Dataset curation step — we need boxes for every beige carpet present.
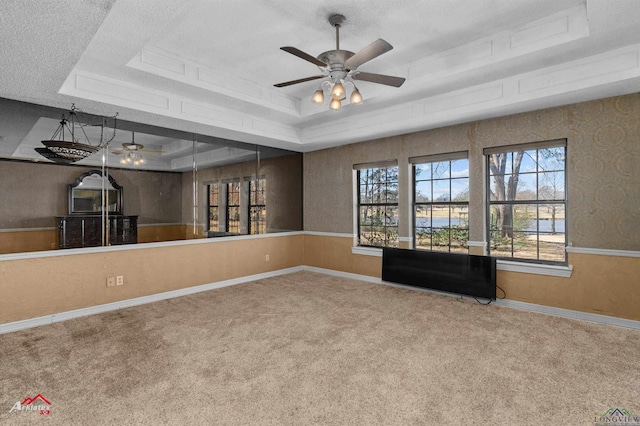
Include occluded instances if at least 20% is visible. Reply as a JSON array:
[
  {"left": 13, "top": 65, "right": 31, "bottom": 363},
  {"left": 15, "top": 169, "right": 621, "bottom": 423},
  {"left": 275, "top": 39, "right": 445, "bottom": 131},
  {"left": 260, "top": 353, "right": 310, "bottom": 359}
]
[{"left": 1, "top": 271, "right": 639, "bottom": 425}]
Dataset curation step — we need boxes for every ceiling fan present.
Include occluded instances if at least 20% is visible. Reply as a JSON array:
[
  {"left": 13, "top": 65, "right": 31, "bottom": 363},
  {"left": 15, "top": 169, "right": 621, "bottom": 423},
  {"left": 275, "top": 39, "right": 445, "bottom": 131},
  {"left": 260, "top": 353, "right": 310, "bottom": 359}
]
[
  {"left": 112, "top": 132, "right": 162, "bottom": 165},
  {"left": 274, "top": 14, "right": 405, "bottom": 110}
]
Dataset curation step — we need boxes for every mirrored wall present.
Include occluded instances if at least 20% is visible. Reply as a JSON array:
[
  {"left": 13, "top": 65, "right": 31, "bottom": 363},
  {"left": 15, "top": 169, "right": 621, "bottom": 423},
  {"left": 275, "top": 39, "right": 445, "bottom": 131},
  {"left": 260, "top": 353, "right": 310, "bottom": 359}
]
[{"left": 0, "top": 97, "right": 302, "bottom": 255}]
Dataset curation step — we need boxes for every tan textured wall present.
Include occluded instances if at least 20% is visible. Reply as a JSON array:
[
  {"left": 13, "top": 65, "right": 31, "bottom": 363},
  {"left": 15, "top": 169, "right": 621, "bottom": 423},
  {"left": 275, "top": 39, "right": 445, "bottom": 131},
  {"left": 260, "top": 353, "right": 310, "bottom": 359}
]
[
  {"left": 2, "top": 94, "right": 638, "bottom": 326},
  {"left": 116, "top": 168, "right": 183, "bottom": 224},
  {"left": 185, "top": 153, "right": 302, "bottom": 234},
  {"left": 304, "top": 234, "right": 382, "bottom": 278},
  {"left": 1, "top": 233, "right": 638, "bottom": 324},
  {"left": 0, "top": 234, "right": 304, "bottom": 324},
  {"left": 136, "top": 224, "right": 189, "bottom": 244},
  {"left": 302, "top": 235, "right": 640, "bottom": 321},
  {"left": 1, "top": 161, "right": 80, "bottom": 229},
  {"left": 498, "top": 252, "right": 640, "bottom": 320},
  {"left": 469, "top": 95, "right": 640, "bottom": 248},
  {"left": 0, "top": 159, "right": 186, "bottom": 252},
  {"left": 0, "top": 161, "right": 183, "bottom": 229},
  {"left": 1, "top": 225, "right": 193, "bottom": 254},
  {"left": 0, "top": 230, "right": 57, "bottom": 254},
  {"left": 567, "top": 97, "right": 640, "bottom": 249},
  {"left": 302, "top": 93, "right": 640, "bottom": 321},
  {"left": 304, "top": 94, "right": 640, "bottom": 250}
]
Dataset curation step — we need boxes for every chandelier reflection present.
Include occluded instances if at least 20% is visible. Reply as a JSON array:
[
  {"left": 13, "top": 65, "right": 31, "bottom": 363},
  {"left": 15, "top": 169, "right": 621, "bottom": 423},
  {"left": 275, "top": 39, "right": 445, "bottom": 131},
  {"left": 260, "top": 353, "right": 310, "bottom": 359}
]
[
  {"left": 36, "top": 104, "right": 115, "bottom": 164},
  {"left": 120, "top": 150, "right": 145, "bottom": 166},
  {"left": 113, "top": 132, "right": 151, "bottom": 167}
]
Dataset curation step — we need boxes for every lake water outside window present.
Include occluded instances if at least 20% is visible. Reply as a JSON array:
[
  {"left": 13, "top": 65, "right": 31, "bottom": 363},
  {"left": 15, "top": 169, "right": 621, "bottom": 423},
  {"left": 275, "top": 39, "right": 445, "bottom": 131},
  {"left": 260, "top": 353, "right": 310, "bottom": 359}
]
[
  {"left": 356, "top": 162, "right": 399, "bottom": 248},
  {"left": 485, "top": 140, "right": 567, "bottom": 263},
  {"left": 412, "top": 153, "right": 469, "bottom": 253}
]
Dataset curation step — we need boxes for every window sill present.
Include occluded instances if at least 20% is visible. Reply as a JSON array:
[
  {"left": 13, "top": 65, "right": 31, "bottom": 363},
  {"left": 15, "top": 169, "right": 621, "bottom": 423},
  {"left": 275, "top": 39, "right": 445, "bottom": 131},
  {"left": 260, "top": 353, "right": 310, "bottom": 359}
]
[
  {"left": 350, "top": 246, "right": 573, "bottom": 277},
  {"left": 351, "top": 246, "right": 383, "bottom": 257},
  {"left": 497, "top": 260, "right": 573, "bottom": 277}
]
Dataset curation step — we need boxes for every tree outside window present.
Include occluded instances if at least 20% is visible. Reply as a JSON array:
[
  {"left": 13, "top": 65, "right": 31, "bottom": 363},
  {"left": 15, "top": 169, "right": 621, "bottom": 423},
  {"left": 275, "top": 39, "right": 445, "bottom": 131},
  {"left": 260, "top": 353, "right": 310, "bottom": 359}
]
[
  {"left": 207, "top": 183, "right": 219, "bottom": 232},
  {"left": 413, "top": 156, "right": 469, "bottom": 253},
  {"left": 226, "top": 181, "right": 240, "bottom": 234},
  {"left": 249, "top": 177, "right": 266, "bottom": 234},
  {"left": 486, "top": 141, "right": 567, "bottom": 263},
  {"left": 357, "top": 165, "right": 399, "bottom": 248}
]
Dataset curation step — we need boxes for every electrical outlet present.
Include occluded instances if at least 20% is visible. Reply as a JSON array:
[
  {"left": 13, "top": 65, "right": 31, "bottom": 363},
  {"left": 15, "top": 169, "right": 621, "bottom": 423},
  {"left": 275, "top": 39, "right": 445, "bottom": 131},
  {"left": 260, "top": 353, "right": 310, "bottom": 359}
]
[
  {"left": 265, "top": 254, "right": 270, "bottom": 262},
  {"left": 116, "top": 276, "right": 124, "bottom": 286},
  {"left": 106, "top": 277, "right": 116, "bottom": 287}
]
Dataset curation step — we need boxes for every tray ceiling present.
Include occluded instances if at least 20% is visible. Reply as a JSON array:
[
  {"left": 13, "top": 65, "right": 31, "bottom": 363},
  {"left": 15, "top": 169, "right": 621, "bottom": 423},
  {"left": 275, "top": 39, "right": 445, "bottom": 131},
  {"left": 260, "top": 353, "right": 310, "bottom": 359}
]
[{"left": 1, "top": 0, "right": 640, "bottom": 167}]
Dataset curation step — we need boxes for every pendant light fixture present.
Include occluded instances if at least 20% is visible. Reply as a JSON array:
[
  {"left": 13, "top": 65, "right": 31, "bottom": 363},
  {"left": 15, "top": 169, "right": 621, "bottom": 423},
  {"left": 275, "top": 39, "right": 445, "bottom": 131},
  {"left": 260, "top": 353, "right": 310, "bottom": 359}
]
[{"left": 36, "top": 104, "right": 115, "bottom": 164}]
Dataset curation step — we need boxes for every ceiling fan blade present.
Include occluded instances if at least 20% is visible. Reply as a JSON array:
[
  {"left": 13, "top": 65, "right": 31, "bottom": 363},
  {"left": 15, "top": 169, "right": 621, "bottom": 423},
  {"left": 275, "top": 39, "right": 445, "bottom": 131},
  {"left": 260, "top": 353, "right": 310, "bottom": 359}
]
[
  {"left": 352, "top": 71, "right": 406, "bottom": 87},
  {"left": 280, "top": 47, "right": 327, "bottom": 67},
  {"left": 345, "top": 39, "right": 393, "bottom": 69},
  {"left": 274, "top": 75, "right": 325, "bottom": 88},
  {"left": 112, "top": 148, "right": 125, "bottom": 155}
]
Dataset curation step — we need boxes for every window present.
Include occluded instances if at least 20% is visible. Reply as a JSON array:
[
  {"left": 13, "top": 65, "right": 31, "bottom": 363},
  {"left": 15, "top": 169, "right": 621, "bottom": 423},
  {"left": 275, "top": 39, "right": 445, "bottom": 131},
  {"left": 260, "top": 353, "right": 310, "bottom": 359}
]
[
  {"left": 206, "top": 183, "right": 219, "bottom": 232},
  {"left": 248, "top": 177, "right": 266, "bottom": 234},
  {"left": 485, "top": 140, "right": 567, "bottom": 263},
  {"left": 226, "top": 181, "right": 240, "bottom": 233},
  {"left": 356, "top": 162, "right": 399, "bottom": 248},
  {"left": 412, "top": 153, "right": 469, "bottom": 253}
]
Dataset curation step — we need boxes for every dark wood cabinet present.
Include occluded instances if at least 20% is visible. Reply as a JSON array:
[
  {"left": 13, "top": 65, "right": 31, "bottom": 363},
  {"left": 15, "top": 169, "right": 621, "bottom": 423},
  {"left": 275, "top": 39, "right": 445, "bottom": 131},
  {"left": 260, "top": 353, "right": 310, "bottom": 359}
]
[
  {"left": 58, "top": 170, "right": 137, "bottom": 249},
  {"left": 57, "top": 215, "right": 138, "bottom": 249}
]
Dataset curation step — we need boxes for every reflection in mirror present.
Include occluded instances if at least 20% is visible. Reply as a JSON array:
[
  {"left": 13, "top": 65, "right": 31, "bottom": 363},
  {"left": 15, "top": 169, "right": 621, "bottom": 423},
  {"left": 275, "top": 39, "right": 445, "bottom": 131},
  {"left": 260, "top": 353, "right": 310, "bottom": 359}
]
[
  {"left": 69, "top": 170, "right": 122, "bottom": 214},
  {"left": 0, "top": 97, "right": 303, "bottom": 255}
]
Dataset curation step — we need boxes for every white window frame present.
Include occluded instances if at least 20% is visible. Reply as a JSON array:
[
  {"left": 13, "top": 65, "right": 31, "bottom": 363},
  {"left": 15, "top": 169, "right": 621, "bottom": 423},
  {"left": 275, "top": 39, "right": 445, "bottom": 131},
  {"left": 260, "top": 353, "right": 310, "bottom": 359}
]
[
  {"left": 352, "top": 160, "right": 399, "bottom": 250},
  {"left": 484, "top": 139, "right": 568, "bottom": 265},
  {"left": 410, "top": 152, "right": 469, "bottom": 253}
]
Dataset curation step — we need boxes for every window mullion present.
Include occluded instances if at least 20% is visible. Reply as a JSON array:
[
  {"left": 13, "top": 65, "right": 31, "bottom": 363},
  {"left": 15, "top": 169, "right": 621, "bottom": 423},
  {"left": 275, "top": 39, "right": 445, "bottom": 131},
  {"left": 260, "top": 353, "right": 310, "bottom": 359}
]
[{"left": 486, "top": 142, "right": 567, "bottom": 264}]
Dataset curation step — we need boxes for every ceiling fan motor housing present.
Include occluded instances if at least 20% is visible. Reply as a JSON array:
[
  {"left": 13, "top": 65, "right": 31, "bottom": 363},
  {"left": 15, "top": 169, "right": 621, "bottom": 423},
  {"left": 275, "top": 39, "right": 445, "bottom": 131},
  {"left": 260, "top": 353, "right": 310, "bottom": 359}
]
[
  {"left": 317, "top": 50, "right": 355, "bottom": 68},
  {"left": 123, "top": 142, "right": 142, "bottom": 151},
  {"left": 318, "top": 50, "right": 355, "bottom": 83}
]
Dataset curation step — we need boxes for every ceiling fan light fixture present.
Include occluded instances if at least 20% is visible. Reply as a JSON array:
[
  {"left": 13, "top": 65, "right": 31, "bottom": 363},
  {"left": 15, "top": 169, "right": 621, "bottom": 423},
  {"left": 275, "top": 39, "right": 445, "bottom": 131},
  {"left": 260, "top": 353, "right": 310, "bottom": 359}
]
[
  {"left": 331, "top": 82, "right": 345, "bottom": 99},
  {"left": 121, "top": 151, "right": 145, "bottom": 165},
  {"left": 350, "top": 87, "right": 363, "bottom": 105},
  {"left": 275, "top": 13, "right": 405, "bottom": 112},
  {"left": 115, "top": 131, "right": 150, "bottom": 166},
  {"left": 312, "top": 89, "right": 325, "bottom": 104}
]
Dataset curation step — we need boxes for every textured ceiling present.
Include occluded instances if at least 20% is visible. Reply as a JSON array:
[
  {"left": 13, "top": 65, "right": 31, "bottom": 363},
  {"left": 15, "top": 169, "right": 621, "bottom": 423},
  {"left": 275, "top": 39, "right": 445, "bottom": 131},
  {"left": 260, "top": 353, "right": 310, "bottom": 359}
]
[{"left": 1, "top": 0, "right": 640, "bottom": 170}]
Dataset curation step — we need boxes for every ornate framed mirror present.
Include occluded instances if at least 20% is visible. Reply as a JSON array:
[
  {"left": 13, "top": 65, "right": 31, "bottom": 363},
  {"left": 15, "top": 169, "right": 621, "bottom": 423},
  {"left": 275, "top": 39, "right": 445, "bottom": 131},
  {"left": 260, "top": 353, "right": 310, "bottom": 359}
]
[{"left": 68, "top": 170, "right": 122, "bottom": 215}]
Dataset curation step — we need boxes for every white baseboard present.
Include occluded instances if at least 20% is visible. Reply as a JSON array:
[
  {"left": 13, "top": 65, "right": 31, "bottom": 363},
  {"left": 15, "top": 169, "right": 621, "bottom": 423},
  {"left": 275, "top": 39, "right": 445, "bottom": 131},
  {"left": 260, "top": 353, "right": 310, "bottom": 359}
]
[
  {"left": 2, "top": 265, "right": 638, "bottom": 334},
  {"left": 302, "top": 266, "right": 640, "bottom": 331},
  {"left": 0, "top": 266, "right": 304, "bottom": 335},
  {"left": 493, "top": 299, "right": 640, "bottom": 330}
]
